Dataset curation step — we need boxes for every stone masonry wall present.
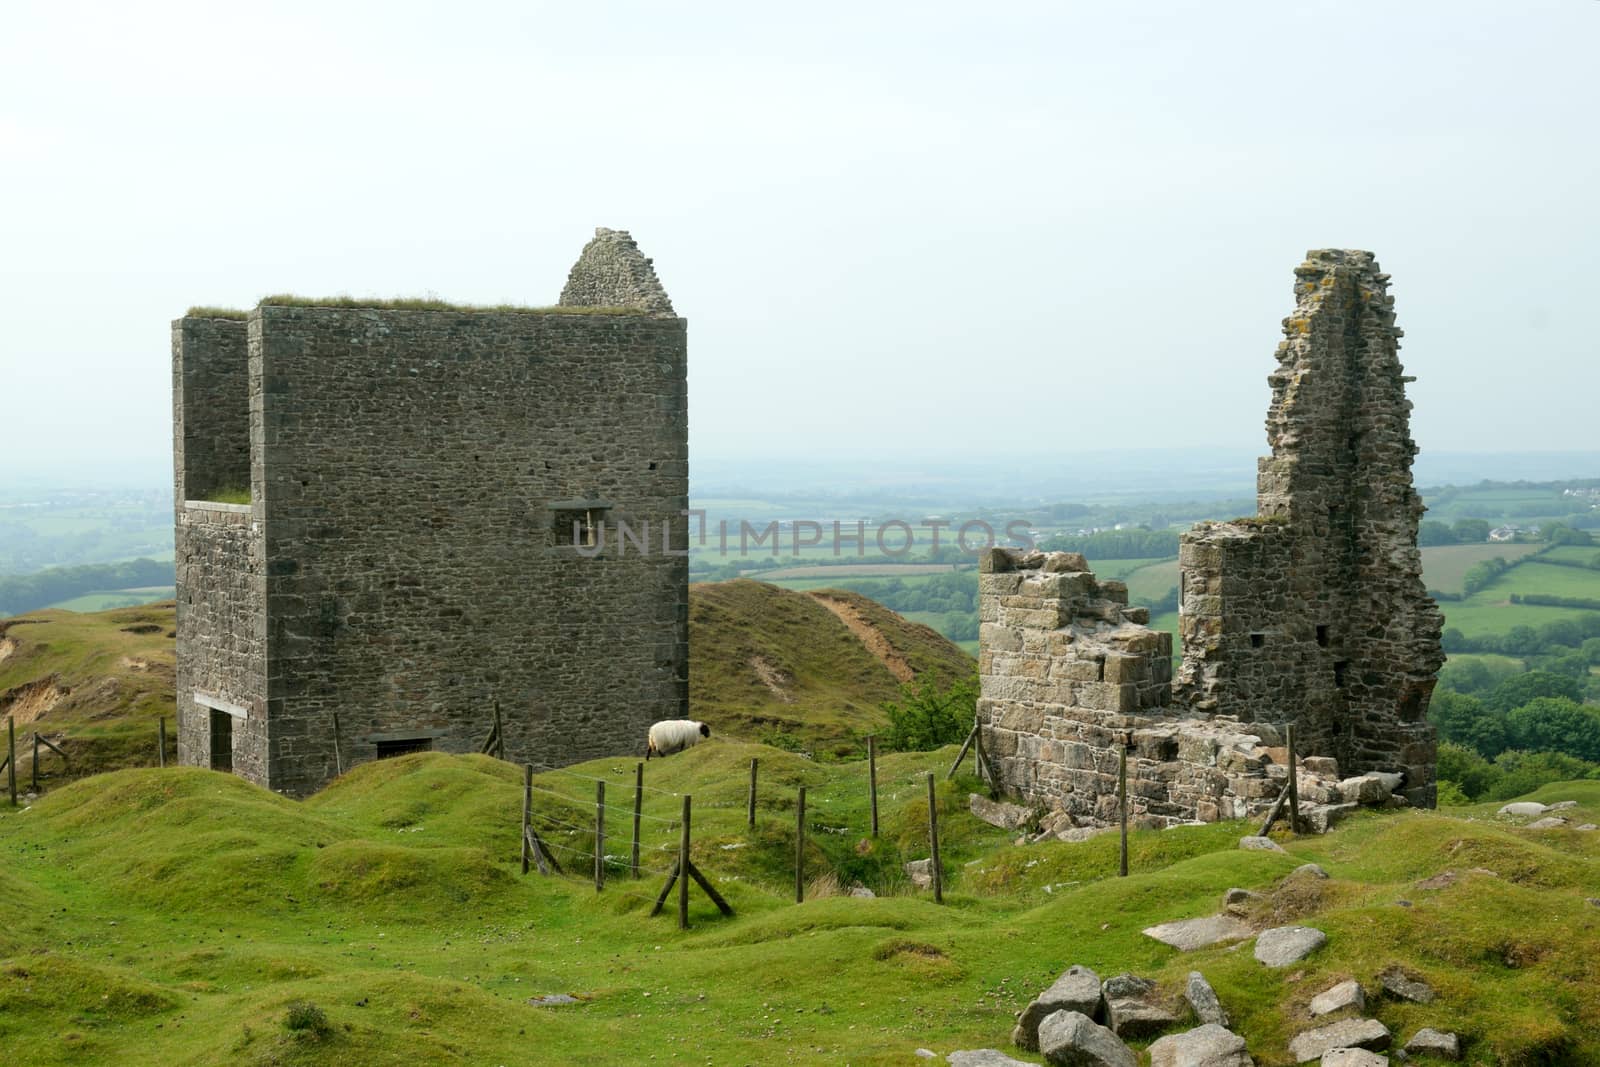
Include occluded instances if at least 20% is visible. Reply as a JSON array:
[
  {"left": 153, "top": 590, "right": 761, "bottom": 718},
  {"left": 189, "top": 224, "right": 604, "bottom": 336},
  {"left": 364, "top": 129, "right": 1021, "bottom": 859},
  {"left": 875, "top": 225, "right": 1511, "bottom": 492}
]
[
  {"left": 981, "top": 548, "right": 1303, "bottom": 827},
  {"left": 171, "top": 317, "right": 250, "bottom": 502},
  {"left": 559, "top": 228, "right": 676, "bottom": 316},
  {"left": 979, "top": 250, "right": 1444, "bottom": 823},
  {"left": 174, "top": 502, "right": 267, "bottom": 779},
  {"left": 1176, "top": 250, "right": 1443, "bottom": 804},
  {"left": 251, "top": 304, "right": 688, "bottom": 795},
  {"left": 176, "top": 230, "right": 689, "bottom": 796}
]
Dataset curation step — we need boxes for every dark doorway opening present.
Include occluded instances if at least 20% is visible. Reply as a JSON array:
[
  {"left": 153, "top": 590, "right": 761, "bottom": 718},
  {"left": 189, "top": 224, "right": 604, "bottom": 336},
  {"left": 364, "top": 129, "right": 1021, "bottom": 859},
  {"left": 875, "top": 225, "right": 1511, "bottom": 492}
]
[
  {"left": 209, "top": 710, "right": 234, "bottom": 772},
  {"left": 375, "top": 737, "right": 434, "bottom": 759}
]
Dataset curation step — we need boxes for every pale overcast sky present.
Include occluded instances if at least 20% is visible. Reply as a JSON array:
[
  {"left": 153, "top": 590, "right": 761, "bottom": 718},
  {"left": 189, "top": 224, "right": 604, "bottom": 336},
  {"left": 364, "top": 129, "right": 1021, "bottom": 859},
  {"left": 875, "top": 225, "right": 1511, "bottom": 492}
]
[{"left": 1, "top": 1, "right": 1595, "bottom": 485}]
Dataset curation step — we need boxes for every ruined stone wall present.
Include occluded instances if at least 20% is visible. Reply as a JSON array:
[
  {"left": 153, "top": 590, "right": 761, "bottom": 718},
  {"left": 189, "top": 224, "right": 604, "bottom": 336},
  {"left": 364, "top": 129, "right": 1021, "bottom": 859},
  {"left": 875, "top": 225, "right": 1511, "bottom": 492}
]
[
  {"left": 173, "top": 502, "right": 267, "bottom": 779},
  {"left": 250, "top": 304, "right": 688, "bottom": 796},
  {"left": 980, "top": 548, "right": 1305, "bottom": 827},
  {"left": 979, "top": 250, "right": 1444, "bottom": 823},
  {"left": 171, "top": 317, "right": 250, "bottom": 502},
  {"left": 1176, "top": 250, "right": 1443, "bottom": 804}
]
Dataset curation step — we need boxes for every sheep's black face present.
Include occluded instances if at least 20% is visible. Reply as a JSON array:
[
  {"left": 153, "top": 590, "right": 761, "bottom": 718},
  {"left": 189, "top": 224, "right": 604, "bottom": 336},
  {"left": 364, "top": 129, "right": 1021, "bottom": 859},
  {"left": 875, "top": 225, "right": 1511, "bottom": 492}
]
[{"left": 699, "top": 723, "right": 711, "bottom": 738}]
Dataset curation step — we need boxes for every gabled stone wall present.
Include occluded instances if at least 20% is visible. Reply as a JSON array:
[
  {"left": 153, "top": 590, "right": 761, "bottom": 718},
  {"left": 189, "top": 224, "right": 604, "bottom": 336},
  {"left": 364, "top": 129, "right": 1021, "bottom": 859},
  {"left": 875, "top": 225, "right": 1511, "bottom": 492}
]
[{"left": 175, "top": 228, "right": 688, "bottom": 796}]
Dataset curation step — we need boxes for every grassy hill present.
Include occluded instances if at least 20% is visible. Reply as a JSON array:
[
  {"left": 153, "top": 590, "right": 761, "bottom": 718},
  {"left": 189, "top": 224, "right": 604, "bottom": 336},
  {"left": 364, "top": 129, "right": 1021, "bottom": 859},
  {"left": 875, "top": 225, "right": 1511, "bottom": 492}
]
[
  {"left": 0, "top": 603, "right": 176, "bottom": 784},
  {"left": 0, "top": 749, "right": 1596, "bottom": 1065},
  {"left": 0, "top": 581, "right": 973, "bottom": 783},
  {"left": 687, "top": 580, "right": 975, "bottom": 757}
]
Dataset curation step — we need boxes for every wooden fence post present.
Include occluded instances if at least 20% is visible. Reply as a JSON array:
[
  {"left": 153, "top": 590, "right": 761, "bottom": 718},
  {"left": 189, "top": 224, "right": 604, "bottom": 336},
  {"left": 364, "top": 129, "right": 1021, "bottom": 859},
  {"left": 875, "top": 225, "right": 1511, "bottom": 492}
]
[
  {"left": 868, "top": 735, "right": 879, "bottom": 838},
  {"left": 795, "top": 785, "right": 806, "bottom": 904},
  {"left": 974, "top": 719, "right": 992, "bottom": 797},
  {"left": 32, "top": 731, "right": 40, "bottom": 793},
  {"left": 332, "top": 712, "right": 343, "bottom": 776},
  {"left": 1118, "top": 745, "right": 1129, "bottom": 878},
  {"left": 520, "top": 764, "right": 532, "bottom": 875},
  {"left": 747, "top": 757, "right": 758, "bottom": 829},
  {"left": 8, "top": 716, "right": 15, "bottom": 807},
  {"left": 632, "top": 762, "right": 644, "bottom": 878},
  {"left": 158, "top": 717, "right": 167, "bottom": 769},
  {"left": 926, "top": 773, "right": 943, "bottom": 905},
  {"left": 594, "top": 779, "right": 606, "bottom": 892},
  {"left": 1286, "top": 723, "right": 1300, "bottom": 835},
  {"left": 678, "top": 794, "right": 691, "bottom": 930}
]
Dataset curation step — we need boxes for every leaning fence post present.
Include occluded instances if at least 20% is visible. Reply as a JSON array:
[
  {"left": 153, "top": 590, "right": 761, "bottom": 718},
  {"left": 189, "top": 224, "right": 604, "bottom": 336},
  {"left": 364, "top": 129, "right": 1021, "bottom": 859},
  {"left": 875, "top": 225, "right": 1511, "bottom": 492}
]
[
  {"left": 747, "top": 757, "right": 758, "bottom": 829},
  {"left": 926, "top": 773, "right": 943, "bottom": 905},
  {"left": 678, "top": 793, "right": 692, "bottom": 930},
  {"left": 1286, "top": 723, "right": 1300, "bottom": 835},
  {"left": 632, "top": 762, "right": 644, "bottom": 878},
  {"left": 520, "top": 764, "right": 532, "bottom": 875},
  {"left": 8, "top": 716, "right": 15, "bottom": 806},
  {"left": 332, "top": 712, "right": 343, "bottom": 776},
  {"left": 1118, "top": 744, "right": 1129, "bottom": 878},
  {"left": 594, "top": 779, "right": 606, "bottom": 892},
  {"left": 158, "top": 717, "right": 167, "bottom": 769},
  {"left": 795, "top": 785, "right": 807, "bottom": 904},
  {"left": 868, "top": 735, "right": 879, "bottom": 837}
]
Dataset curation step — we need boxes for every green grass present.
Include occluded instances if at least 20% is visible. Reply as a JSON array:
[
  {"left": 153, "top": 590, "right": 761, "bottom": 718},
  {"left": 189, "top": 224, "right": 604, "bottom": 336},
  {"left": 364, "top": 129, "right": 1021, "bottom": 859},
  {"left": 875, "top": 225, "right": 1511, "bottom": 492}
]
[
  {"left": 197, "top": 486, "right": 251, "bottom": 506},
  {"left": 1122, "top": 559, "right": 1180, "bottom": 605},
  {"left": 257, "top": 295, "right": 648, "bottom": 315},
  {"left": 1498, "top": 561, "right": 1600, "bottom": 600},
  {"left": 1441, "top": 599, "right": 1597, "bottom": 639},
  {"left": 690, "top": 581, "right": 975, "bottom": 757},
  {"left": 2, "top": 754, "right": 1598, "bottom": 1065},
  {"left": 1082, "top": 557, "right": 1172, "bottom": 581},
  {"left": 1422, "top": 543, "right": 1545, "bottom": 595},
  {"left": 184, "top": 306, "right": 248, "bottom": 319},
  {"left": 1543, "top": 546, "right": 1600, "bottom": 565}
]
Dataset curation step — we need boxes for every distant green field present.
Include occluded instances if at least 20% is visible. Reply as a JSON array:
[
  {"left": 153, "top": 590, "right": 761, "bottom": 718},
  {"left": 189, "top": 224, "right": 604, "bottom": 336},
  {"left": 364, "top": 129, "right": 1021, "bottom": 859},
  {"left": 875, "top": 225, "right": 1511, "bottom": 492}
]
[
  {"left": 1150, "top": 610, "right": 1182, "bottom": 659},
  {"left": 1441, "top": 599, "right": 1596, "bottom": 639},
  {"left": 47, "top": 586, "right": 175, "bottom": 612},
  {"left": 1421, "top": 542, "right": 1544, "bottom": 594},
  {"left": 1442, "top": 652, "right": 1525, "bottom": 673},
  {"left": 1085, "top": 556, "right": 1171, "bottom": 580},
  {"left": 1542, "top": 545, "right": 1600, "bottom": 565},
  {"left": 1123, "top": 559, "right": 1180, "bottom": 604},
  {"left": 1499, "top": 561, "right": 1600, "bottom": 599}
]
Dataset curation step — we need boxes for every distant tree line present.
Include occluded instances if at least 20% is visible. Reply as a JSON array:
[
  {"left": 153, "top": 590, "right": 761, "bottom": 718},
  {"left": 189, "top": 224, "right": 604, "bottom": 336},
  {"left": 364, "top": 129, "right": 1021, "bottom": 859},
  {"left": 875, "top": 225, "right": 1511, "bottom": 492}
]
[
  {"left": 0, "top": 558, "right": 174, "bottom": 616},
  {"left": 1041, "top": 529, "right": 1180, "bottom": 560},
  {"left": 1418, "top": 518, "right": 1491, "bottom": 546}
]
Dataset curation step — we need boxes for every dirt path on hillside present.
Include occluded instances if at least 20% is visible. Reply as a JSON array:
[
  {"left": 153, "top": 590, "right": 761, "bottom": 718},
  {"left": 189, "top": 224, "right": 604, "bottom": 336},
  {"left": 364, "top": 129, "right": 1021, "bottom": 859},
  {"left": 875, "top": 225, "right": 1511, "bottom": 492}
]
[{"left": 808, "top": 592, "right": 915, "bottom": 683}]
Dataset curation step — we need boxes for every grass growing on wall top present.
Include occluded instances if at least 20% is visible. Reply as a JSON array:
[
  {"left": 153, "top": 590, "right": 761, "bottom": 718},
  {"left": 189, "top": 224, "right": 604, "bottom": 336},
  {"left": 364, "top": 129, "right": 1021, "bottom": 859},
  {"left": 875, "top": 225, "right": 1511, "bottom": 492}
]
[
  {"left": 256, "top": 294, "right": 649, "bottom": 315},
  {"left": 200, "top": 486, "right": 251, "bottom": 506},
  {"left": 184, "top": 306, "right": 249, "bottom": 319}
]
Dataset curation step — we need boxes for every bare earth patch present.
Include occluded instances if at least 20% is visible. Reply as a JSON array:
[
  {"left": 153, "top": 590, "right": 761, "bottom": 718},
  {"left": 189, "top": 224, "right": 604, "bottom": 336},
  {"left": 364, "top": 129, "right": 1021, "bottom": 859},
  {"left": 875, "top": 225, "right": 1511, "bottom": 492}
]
[
  {"left": 0, "top": 637, "right": 14, "bottom": 665},
  {"left": 1, "top": 676, "right": 66, "bottom": 725},
  {"left": 809, "top": 592, "right": 915, "bottom": 683}
]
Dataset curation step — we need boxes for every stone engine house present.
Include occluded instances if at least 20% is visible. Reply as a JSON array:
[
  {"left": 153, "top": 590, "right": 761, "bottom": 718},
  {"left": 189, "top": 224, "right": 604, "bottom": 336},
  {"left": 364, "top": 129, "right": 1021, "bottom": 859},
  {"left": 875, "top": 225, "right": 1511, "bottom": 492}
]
[
  {"left": 980, "top": 250, "right": 1445, "bottom": 827},
  {"left": 173, "top": 228, "right": 688, "bottom": 796}
]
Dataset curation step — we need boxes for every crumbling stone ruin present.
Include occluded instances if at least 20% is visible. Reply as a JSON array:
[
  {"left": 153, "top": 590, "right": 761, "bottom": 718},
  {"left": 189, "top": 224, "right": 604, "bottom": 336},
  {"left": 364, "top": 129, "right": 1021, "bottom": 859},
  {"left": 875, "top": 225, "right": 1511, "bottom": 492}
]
[
  {"left": 980, "top": 250, "right": 1444, "bottom": 830},
  {"left": 173, "top": 228, "right": 688, "bottom": 796}
]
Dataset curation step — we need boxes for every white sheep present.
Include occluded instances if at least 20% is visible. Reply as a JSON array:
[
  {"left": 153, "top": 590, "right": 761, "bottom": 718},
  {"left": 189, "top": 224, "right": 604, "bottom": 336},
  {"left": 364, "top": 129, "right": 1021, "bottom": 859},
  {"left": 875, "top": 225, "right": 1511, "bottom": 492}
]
[{"left": 647, "top": 719, "right": 711, "bottom": 760}]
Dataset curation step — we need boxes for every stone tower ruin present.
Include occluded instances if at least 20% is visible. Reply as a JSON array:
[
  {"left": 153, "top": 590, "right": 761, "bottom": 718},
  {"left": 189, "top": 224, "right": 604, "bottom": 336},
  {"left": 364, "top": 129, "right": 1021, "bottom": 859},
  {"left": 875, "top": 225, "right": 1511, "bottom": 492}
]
[
  {"left": 979, "top": 250, "right": 1443, "bottom": 827},
  {"left": 173, "top": 228, "right": 688, "bottom": 796}
]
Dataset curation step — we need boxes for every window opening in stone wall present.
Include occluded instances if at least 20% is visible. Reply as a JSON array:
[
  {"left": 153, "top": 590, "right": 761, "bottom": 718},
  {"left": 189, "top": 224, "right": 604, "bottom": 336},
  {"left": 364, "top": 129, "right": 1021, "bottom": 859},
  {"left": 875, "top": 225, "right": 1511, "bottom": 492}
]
[
  {"left": 1250, "top": 632, "right": 1265, "bottom": 649},
  {"left": 1334, "top": 661, "right": 1349, "bottom": 688},
  {"left": 1316, "top": 624, "right": 1330, "bottom": 647},
  {"left": 554, "top": 508, "right": 608, "bottom": 547},
  {"left": 209, "top": 709, "right": 234, "bottom": 772},
  {"left": 375, "top": 737, "right": 434, "bottom": 759}
]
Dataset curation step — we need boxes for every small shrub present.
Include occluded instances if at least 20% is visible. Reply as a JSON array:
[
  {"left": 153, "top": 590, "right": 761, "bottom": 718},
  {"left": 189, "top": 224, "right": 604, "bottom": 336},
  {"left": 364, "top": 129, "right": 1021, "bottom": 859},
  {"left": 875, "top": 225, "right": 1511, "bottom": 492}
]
[{"left": 282, "top": 1001, "right": 332, "bottom": 1038}]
